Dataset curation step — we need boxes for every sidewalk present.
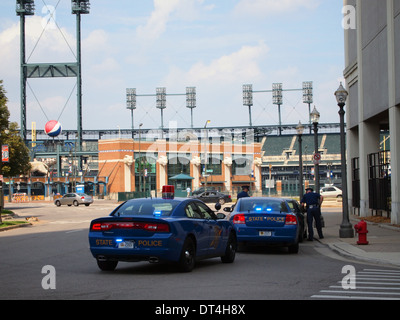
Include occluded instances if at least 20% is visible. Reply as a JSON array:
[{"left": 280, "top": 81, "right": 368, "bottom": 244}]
[{"left": 317, "top": 205, "right": 400, "bottom": 268}]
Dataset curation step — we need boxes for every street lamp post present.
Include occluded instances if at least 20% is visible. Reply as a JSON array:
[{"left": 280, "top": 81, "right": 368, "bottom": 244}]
[
  {"left": 335, "top": 83, "right": 354, "bottom": 238},
  {"left": 138, "top": 123, "right": 143, "bottom": 193},
  {"left": 310, "top": 106, "right": 320, "bottom": 192},
  {"left": 296, "top": 121, "right": 305, "bottom": 200},
  {"left": 203, "top": 120, "right": 210, "bottom": 190}
]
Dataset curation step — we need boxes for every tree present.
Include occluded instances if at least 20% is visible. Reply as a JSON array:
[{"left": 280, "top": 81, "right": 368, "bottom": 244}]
[
  {"left": 1, "top": 80, "right": 31, "bottom": 223},
  {"left": 0, "top": 80, "right": 31, "bottom": 177}
]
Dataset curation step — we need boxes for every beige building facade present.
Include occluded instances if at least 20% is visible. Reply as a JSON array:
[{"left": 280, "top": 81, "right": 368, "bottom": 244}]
[
  {"left": 343, "top": 0, "right": 400, "bottom": 223},
  {"left": 98, "top": 138, "right": 262, "bottom": 198}
]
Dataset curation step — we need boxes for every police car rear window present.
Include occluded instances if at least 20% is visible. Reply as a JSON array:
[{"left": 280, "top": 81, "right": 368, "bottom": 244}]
[
  {"left": 114, "top": 199, "right": 180, "bottom": 217},
  {"left": 239, "top": 199, "right": 289, "bottom": 213}
]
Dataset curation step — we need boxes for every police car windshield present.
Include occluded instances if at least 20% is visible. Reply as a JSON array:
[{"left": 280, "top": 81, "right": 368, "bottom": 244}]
[
  {"left": 238, "top": 199, "right": 289, "bottom": 213},
  {"left": 114, "top": 199, "right": 180, "bottom": 217}
]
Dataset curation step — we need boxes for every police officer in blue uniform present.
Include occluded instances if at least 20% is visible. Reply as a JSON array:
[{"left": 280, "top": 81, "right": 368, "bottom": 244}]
[
  {"left": 301, "top": 187, "right": 324, "bottom": 241},
  {"left": 237, "top": 185, "right": 250, "bottom": 199}
]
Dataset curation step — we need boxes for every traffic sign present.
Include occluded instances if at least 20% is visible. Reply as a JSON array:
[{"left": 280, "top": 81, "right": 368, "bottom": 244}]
[{"left": 313, "top": 153, "right": 321, "bottom": 164}]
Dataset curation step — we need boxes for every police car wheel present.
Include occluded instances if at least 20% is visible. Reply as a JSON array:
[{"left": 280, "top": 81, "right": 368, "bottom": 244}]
[
  {"left": 97, "top": 259, "right": 118, "bottom": 271},
  {"left": 221, "top": 233, "right": 236, "bottom": 263},
  {"left": 179, "top": 237, "right": 196, "bottom": 272}
]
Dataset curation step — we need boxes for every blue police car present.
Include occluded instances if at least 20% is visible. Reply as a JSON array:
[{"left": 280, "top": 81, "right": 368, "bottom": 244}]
[
  {"left": 226, "top": 197, "right": 300, "bottom": 253},
  {"left": 89, "top": 186, "right": 237, "bottom": 272}
]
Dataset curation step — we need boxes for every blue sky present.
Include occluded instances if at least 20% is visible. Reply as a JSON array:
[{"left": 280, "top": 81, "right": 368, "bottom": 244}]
[{"left": 0, "top": 0, "right": 345, "bottom": 132}]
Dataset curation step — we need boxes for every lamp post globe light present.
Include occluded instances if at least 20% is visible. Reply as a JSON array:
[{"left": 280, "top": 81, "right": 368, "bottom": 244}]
[
  {"left": 296, "top": 121, "right": 305, "bottom": 200},
  {"left": 310, "top": 106, "right": 320, "bottom": 192},
  {"left": 335, "top": 83, "right": 354, "bottom": 238}
]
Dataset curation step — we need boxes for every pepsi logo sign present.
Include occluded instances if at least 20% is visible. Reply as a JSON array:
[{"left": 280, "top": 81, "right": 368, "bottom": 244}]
[{"left": 44, "top": 120, "right": 62, "bottom": 137}]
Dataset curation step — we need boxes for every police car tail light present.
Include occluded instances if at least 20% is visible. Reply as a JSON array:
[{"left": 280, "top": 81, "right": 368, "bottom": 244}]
[
  {"left": 233, "top": 214, "right": 246, "bottom": 224},
  {"left": 143, "top": 223, "right": 169, "bottom": 232},
  {"left": 285, "top": 214, "right": 297, "bottom": 225},
  {"left": 91, "top": 222, "right": 133, "bottom": 231},
  {"left": 162, "top": 185, "right": 175, "bottom": 199},
  {"left": 91, "top": 221, "right": 169, "bottom": 232}
]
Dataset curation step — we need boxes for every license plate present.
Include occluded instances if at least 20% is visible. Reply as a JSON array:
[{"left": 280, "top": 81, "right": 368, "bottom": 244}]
[
  {"left": 118, "top": 241, "right": 135, "bottom": 249},
  {"left": 259, "top": 231, "right": 272, "bottom": 237}
]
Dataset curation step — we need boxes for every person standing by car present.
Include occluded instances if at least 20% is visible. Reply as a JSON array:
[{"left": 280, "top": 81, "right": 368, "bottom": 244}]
[
  {"left": 237, "top": 185, "right": 250, "bottom": 200},
  {"left": 300, "top": 187, "right": 324, "bottom": 241}
]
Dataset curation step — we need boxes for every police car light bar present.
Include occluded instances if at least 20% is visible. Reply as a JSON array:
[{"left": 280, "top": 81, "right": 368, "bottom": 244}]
[{"left": 162, "top": 185, "right": 174, "bottom": 199}]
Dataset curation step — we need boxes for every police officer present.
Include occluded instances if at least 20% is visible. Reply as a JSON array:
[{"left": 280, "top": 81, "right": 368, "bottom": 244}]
[
  {"left": 301, "top": 187, "right": 324, "bottom": 241},
  {"left": 237, "top": 185, "right": 250, "bottom": 199}
]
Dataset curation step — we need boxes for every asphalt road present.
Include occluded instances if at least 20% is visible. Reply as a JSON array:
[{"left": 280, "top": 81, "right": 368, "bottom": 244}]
[{"left": 0, "top": 200, "right": 396, "bottom": 302}]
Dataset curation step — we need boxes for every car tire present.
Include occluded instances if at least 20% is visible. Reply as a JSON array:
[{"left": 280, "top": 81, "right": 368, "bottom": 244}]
[
  {"left": 288, "top": 242, "right": 299, "bottom": 254},
  {"left": 55, "top": 200, "right": 61, "bottom": 207},
  {"left": 97, "top": 259, "right": 118, "bottom": 271},
  {"left": 178, "top": 237, "right": 196, "bottom": 272},
  {"left": 85, "top": 204, "right": 90, "bottom": 206},
  {"left": 221, "top": 232, "right": 236, "bottom": 263},
  {"left": 73, "top": 200, "right": 79, "bottom": 206}
]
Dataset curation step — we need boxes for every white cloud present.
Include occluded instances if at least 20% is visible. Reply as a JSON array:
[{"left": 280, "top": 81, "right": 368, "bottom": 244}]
[
  {"left": 165, "top": 41, "right": 269, "bottom": 87},
  {"left": 136, "top": 0, "right": 213, "bottom": 41},
  {"left": 156, "top": 41, "right": 270, "bottom": 127},
  {"left": 84, "top": 29, "right": 109, "bottom": 53},
  {"left": 136, "top": 0, "right": 181, "bottom": 40}
]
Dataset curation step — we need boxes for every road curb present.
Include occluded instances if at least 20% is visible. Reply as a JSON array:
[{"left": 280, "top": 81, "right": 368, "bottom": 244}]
[
  {"left": 325, "top": 241, "right": 400, "bottom": 268},
  {"left": 0, "top": 222, "right": 32, "bottom": 232}
]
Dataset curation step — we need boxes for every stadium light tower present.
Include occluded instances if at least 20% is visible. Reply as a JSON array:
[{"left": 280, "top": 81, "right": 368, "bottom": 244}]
[
  {"left": 186, "top": 87, "right": 196, "bottom": 128},
  {"left": 302, "top": 81, "right": 313, "bottom": 132},
  {"left": 126, "top": 88, "right": 136, "bottom": 137},
  {"left": 16, "top": 0, "right": 35, "bottom": 140},
  {"left": 243, "top": 84, "right": 253, "bottom": 127},
  {"left": 72, "top": 0, "right": 90, "bottom": 168},
  {"left": 156, "top": 87, "right": 167, "bottom": 133},
  {"left": 72, "top": 0, "right": 90, "bottom": 14},
  {"left": 272, "top": 83, "right": 283, "bottom": 135}
]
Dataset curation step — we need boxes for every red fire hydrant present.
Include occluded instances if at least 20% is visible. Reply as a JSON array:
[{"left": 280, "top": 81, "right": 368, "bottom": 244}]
[{"left": 354, "top": 220, "right": 369, "bottom": 245}]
